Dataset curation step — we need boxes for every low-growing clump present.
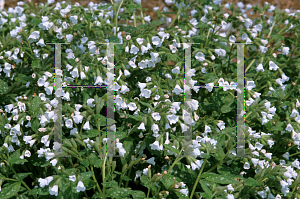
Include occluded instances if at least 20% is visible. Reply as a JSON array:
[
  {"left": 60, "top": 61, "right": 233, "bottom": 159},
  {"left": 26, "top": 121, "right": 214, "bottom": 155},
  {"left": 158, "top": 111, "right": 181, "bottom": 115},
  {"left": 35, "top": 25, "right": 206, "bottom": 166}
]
[{"left": 0, "top": 0, "right": 300, "bottom": 198}]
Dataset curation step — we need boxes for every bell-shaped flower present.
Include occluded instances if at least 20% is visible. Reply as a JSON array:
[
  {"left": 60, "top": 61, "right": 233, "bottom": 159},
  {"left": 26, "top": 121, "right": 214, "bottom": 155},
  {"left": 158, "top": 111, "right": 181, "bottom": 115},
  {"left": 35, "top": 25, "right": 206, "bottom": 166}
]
[
  {"left": 49, "top": 185, "right": 58, "bottom": 196},
  {"left": 172, "top": 84, "right": 183, "bottom": 95},
  {"left": 76, "top": 181, "right": 86, "bottom": 192},
  {"left": 269, "top": 61, "right": 279, "bottom": 71},
  {"left": 83, "top": 121, "right": 91, "bottom": 130}
]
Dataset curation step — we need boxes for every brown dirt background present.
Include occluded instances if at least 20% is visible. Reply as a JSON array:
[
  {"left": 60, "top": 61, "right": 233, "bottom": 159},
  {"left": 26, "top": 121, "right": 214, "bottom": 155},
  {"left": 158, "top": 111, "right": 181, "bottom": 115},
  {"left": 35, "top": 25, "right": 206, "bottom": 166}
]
[{"left": 3, "top": 0, "right": 300, "bottom": 21}]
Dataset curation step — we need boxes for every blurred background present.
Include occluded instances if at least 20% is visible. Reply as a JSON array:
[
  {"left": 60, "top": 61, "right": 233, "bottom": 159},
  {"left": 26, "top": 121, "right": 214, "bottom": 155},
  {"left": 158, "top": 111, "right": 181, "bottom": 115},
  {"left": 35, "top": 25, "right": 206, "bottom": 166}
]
[{"left": 2, "top": 0, "right": 300, "bottom": 18}]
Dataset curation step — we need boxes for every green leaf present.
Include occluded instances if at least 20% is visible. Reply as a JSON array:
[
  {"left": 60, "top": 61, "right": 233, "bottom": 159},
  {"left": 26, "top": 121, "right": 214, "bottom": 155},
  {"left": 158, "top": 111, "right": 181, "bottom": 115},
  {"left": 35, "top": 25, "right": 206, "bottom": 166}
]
[
  {"left": 130, "top": 190, "right": 146, "bottom": 199},
  {"left": 82, "top": 129, "right": 100, "bottom": 138},
  {"left": 244, "top": 177, "right": 261, "bottom": 186},
  {"left": 140, "top": 175, "right": 158, "bottom": 192},
  {"left": 106, "top": 188, "right": 131, "bottom": 198},
  {"left": 200, "top": 181, "right": 213, "bottom": 197},
  {"left": 30, "top": 96, "right": 42, "bottom": 114},
  {"left": 120, "top": 25, "right": 137, "bottom": 33},
  {"left": 94, "top": 114, "right": 107, "bottom": 126},
  {"left": 31, "top": 18, "right": 42, "bottom": 26},
  {"left": 191, "top": 35, "right": 207, "bottom": 44},
  {"left": 31, "top": 60, "right": 41, "bottom": 70},
  {"left": 221, "top": 105, "right": 232, "bottom": 113},
  {"left": 121, "top": 176, "right": 131, "bottom": 181},
  {"left": 217, "top": 165, "right": 240, "bottom": 177},
  {"left": 0, "top": 182, "right": 21, "bottom": 199},
  {"left": 163, "top": 144, "right": 179, "bottom": 155},
  {"left": 94, "top": 159, "right": 104, "bottom": 168},
  {"left": 139, "top": 101, "right": 154, "bottom": 112},
  {"left": 31, "top": 118, "right": 39, "bottom": 133},
  {"left": 97, "top": 4, "right": 112, "bottom": 10},
  {"left": 101, "top": 180, "right": 118, "bottom": 188},
  {"left": 161, "top": 12, "right": 177, "bottom": 14},
  {"left": 161, "top": 174, "right": 175, "bottom": 190},
  {"left": 89, "top": 153, "right": 98, "bottom": 166},
  {"left": 10, "top": 158, "right": 28, "bottom": 165},
  {"left": 201, "top": 173, "right": 237, "bottom": 184},
  {"left": 122, "top": 113, "right": 143, "bottom": 121},
  {"left": 84, "top": 180, "right": 97, "bottom": 191},
  {"left": 80, "top": 159, "right": 89, "bottom": 167},
  {"left": 12, "top": 173, "right": 32, "bottom": 181},
  {"left": 196, "top": 21, "right": 213, "bottom": 29},
  {"left": 120, "top": 140, "right": 135, "bottom": 165},
  {"left": 78, "top": 171, "right": 94, "bottom": 181},
  {"left": 109, "top": 36, "right": 119, "bottom": 43},
  {"left": 0, "top": 79, "right": 9, "bottom": 94}
]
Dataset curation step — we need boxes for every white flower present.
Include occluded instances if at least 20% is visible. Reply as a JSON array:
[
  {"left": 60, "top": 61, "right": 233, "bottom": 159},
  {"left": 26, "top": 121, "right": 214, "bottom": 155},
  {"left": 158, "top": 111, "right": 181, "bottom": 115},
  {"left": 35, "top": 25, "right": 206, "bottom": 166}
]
[
  {"left": 87, "top": 99, "right": 95, "bottom": 108},
  {"left": 227, "top": 194, "right": 235, "bottom": 199},
  {"left": 245, "top": 81, "right": 256, "bottom": 90},
  {"left": 256, "top": 63, "right": 264, "bottom": 72},
  {"left": 36, "top": 39, "right": 46, "bottom": 47},
  {"left": 143, "top": 168, "right": 149, "bottom": 175},
  {"left": 259, "top": 46, "right": 268, "bottom": 54},
  {"left": 41, "top": 135, "right": 50, "bottom": 147},
  {"left": 139, "top": 89, "right": 151, "bottom": 98},
  {"left": 83, "top": 121, "right": 91, "bottom": 130},
  {"left": 126, "top": 35, "right": 131, "bottom": 40},
  {"left": 195, "top": 52, "right": 205, "bottom": 62},
  {"left": 227, "top": 184, "right": 234, "bottom": 191},
  {"left": 150, "top": 141, "right": 163, "bottom": 151},
  {"left": 269, "top": 61, "right": 279, "bottom": 71},
  {"left": 130, "top": 45, "right": 139, "bottom": 54},
  {"left": 128, "top": 102, "right": 137, "bottom": 111},
  {"left": 179, "top": 188, "right": 188, "bottom": 196},
  {"left": 244, "top": 162, "right": 250, "bottom": 169},
  {"left": 251, "top": 158, "right": 259, "bottom": 166},
  {"left": 146, "top": 157, "right": 156, "bottom": 165},
  {"left": 49, "top": 185, "right": 58, "bottom": 196},
  {"left": 50, "top": 159, "right": 58, "bottom": 166},
  {"left": 144, "top": 15, "right": 151, "bottom": 22},
  {"left": 39, "top": 176, "right": 53, "bottom": 188},
  {"left": 138, "top": 122, "right": 146, "bottom": 131},
  {"left": 152, "top": 36, "right": 162, "bottom": 47},
  {"left": 172, "top": 66, "right": 180, "bottom": 74},
  {"left": 286, "top": 124, "right": 294, "bottom": 132},
  {"left": 205, "top": 83, "right": 214, "bottom": 92},
  {"left": 172, "top": 84, "right": 183, "bottom": 95},
  {"left": 28, "top": 31, "right": 40, "bottom": 41},
  {"left": 65, "top": 119, "right": 73, "bottom": 129},
  {"left": 70, "top": 16, "right": 78, "bottom": 24},
  {"left": 76, "top": 181, "right": 86, "bottom": 192},
  {"left": 152, "top": 112, "right": 161, "bottom": 121},
  {"left": 167, "top": 114, "right": 179, "bottom": 125},
  {"left": 24, "top": 150, "right": 31, "bottom": 157},
  {"left": 282, "top": 47, "right": 290, "bottom": 55},
  {"left": 215, "top": 49, "right": 226, "bottom": 57}
]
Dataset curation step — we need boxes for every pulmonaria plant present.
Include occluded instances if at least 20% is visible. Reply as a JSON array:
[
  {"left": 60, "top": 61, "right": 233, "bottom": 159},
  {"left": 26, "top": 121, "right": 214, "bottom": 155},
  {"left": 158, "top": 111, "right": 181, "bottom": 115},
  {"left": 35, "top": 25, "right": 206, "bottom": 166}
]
[{"left": 0, "top": 0, "right": 299, "bottom": 198}]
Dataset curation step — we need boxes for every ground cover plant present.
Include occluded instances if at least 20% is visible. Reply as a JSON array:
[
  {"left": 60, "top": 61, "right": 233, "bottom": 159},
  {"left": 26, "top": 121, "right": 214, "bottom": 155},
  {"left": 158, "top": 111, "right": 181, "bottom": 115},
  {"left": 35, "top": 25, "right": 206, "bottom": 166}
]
[{"left": 0, "top": 0, "right": 300, "bottom": 198}]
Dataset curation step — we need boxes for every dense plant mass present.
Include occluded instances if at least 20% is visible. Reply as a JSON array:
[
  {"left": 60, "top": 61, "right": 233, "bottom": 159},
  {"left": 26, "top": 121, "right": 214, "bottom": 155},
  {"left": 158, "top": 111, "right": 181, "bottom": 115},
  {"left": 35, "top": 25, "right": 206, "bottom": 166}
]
[{"left": 0, "top": 0, "right": 300, "bottom": 198}]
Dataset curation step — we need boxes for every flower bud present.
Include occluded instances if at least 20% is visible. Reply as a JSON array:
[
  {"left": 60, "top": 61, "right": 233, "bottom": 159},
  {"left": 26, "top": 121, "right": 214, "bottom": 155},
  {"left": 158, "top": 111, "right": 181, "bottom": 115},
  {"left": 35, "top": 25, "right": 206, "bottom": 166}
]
[{"left": 148, "top": 165, "right": 151, "bottom": 179}]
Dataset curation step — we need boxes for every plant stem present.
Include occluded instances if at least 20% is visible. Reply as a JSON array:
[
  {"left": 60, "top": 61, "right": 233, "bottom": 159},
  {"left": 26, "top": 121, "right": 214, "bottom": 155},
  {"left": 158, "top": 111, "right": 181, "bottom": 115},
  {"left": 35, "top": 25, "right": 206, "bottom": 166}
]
[
  {"left": 69, "top": 181, "right": 74, "bottom": 199},
  {"left": 125, "top": 138, "right": 146, "bottom": 188},
  {"left": 146, "top": 182, "right": 152, "bottom": 198},
  {"left": 168, "top": 2, "right": 183, "bottom": 28},
  {"left": 4, "top": 160, "right": 38, "bottom": 199},
  {"left": 102, "top": 153, "right": 108, "bottom": 198},
  {"left": 205, "top": 139, "right": 236, "bottom": 174},
  {"left": 189, "top": 158, "right": 208, "bottom": 199},
  {"left": 155, "top": 146, "right": 185, "bottom": 196},
  {"left": 115, "top": 0, "right": 124, "bottom": 36}
]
